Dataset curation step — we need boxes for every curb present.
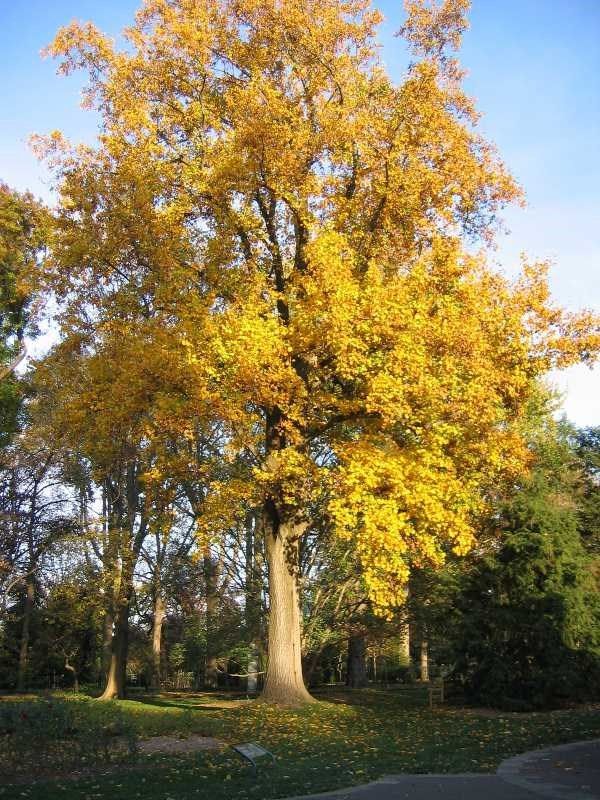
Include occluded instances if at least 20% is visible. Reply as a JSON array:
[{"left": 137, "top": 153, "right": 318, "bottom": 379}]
[
  {"left": 272, "top": 778, "right": 385, "bottom": 800},
  {"left": 274, "top": 773, "right": 493, "bottom": 800},
  {"left": 497, "top": 738, "right": 600, "bottom": 800}
]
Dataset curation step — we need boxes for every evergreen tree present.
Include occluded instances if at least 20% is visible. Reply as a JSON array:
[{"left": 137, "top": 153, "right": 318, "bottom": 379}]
[
  {"left": 452, "top": 426, "right": 600, "bottom": 709},
  {"left": 574, "top": 427, "right": 600, "bottom": 557}
]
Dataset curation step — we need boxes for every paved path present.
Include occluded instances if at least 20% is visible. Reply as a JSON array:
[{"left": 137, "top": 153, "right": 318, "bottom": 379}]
[
  {"left": 498, "top": 739, "right": 600, "bottom": 799},
  {"left": 281, "top": 739, "right": 600, "bottom": 800}
]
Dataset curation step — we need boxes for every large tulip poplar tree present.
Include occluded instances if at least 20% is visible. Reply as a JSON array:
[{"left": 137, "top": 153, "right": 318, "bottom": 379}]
[{"left": 38, "top": 0, "right": 598, "bottom": 703}]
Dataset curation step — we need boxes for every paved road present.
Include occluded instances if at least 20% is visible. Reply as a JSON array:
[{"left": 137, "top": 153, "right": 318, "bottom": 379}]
[{"left": 282, "top": 739, "right": 600, "bottom": 800}]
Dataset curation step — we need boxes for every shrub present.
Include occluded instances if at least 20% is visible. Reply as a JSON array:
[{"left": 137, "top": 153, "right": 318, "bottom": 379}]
[{"left": 0, "top": 696, "right": 137, "bottom": 779}]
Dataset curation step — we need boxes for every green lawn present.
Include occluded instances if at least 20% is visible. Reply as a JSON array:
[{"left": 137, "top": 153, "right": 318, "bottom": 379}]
[{"left": 2, "top": 688, "right": 600, "bottom": 800}]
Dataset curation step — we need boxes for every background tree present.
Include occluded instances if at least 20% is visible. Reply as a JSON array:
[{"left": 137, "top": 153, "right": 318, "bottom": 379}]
[
  {"left": 450, "top": 421, "right": 600, "bottom": 710},
  {"left": 574, "top": 427, "right": 600, "bottom": 558},
  {"left": 0, "top": 183, "right": 47, "bottom": 442},
  {"left": 0, "top": 433, "right": 77, "bottom": 691},
  {"left": 36, "top": 562, "right": 103, "bottom": 692}
]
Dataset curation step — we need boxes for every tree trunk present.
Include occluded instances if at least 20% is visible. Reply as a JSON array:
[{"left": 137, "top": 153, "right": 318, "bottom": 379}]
[
  {"left": 305, "top": 645, "right": 325, "bottom": 687},
  {"left": 204, "top": 553, "right": 219, "bottom": 689},
  {"left": 99, "top": 600, "right": 129, "bottom": 700},
  {"left": 65, "top": 657, "right": 79, "bottom": 692},
  {"left": 98, "top": 464, "right": 146, "bottom": 700},
  {"left": 346, "top": 634, "right": 368, "bottom": 688},
  {"left": 261, "top": 519, "right": 314, "bottom": 704},
  {"left": 16, "top": 575, "right": 35, "bottom": 692},
  {"left": 247, "top": 643, "right": 260, "bottom": 694},
  {"left": 205, "top": 654, "right": 218, "bottom": 689},
  {"left": 244, "top": 509, "right": 263, "bottom": 644},
  {"left": 101, "top": 610, "right": 114, "bottom": 678},
  {"left": 399, "top": 621, "right": 411, "bottom": 666},
  {"left": 420, "top": 634, "right": 429, "bottom": 682},
  {"left": 151, "top": 594, "right": 166, "bottom": 690},
  {"left": 245, "top": 509, "right": 265, "bottom": 692}
]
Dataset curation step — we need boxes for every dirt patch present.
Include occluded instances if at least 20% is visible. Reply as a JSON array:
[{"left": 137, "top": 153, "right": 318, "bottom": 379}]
[{"left": 139, "top": 735, "right": 225, "bottom": 754}]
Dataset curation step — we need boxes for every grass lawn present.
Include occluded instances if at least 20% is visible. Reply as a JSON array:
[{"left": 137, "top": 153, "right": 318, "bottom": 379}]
[{"left": 1, "top": 688, "right": 600, "bottom": 800}]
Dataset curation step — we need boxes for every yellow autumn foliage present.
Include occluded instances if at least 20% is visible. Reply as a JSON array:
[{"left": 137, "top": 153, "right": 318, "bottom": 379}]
[{"left": 36, "top": 0, "right": 599, "bottom": 612}]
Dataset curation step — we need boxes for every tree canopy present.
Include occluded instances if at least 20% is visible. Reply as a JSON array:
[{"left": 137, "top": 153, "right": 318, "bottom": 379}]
[{"left": 0, "top": 184, "right": 47, "bottom": 443}]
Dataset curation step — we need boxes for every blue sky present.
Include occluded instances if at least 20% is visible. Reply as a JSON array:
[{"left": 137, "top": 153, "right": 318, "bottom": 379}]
[{"left": 1, "top": 1, "right": 598, "bottom": 425}]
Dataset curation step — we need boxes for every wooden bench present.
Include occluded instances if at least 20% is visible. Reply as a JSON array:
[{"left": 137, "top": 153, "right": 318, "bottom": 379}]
[{"left": 428, "top": 680, "right": 444, "bottom": 709}]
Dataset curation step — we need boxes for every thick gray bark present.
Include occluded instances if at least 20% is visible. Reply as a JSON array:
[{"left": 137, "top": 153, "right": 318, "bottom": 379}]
[
  {"left": 151, "top": 593, "right": 166, "bottom": 689},
  {"left": 346, "top": 634, "right": 368, "bottom": 688},
  {"left": 99, "top": 599, "right": 129, "bottom": 699},
  {"left": 101, "top": 610, "right": 113, "bottom": 678},
  {"left": 245, "top": 509, "right": 264, "bottom": 692},
  {"left": 399, "top": 621, "right": 411, "bottom": 666},
  {"left": 203, "top": 553, "right": 219, "bottom": 689},
  {"left": 98, "top": 464, "right": 147, "bottom": 700},
  {"left": 262, "top": 517, "right": 314, "bottom": 704}
]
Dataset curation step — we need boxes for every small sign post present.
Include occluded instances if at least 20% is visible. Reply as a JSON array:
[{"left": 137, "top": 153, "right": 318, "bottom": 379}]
[{"left": 231, "top": 742, "right": 276, "bottom": 771}]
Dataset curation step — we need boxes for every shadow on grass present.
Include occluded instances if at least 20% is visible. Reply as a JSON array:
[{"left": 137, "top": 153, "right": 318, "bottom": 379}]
[
  {"left": 312, "top": 686, "right": 429, "bottom": 710},
  {"left": 124, "top": 692, "right": 253, "bottom": 712}
]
